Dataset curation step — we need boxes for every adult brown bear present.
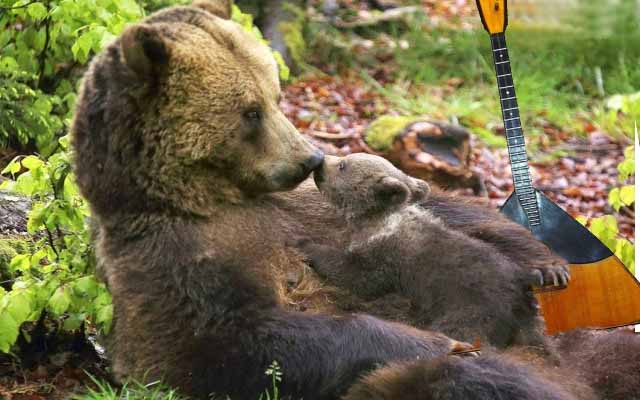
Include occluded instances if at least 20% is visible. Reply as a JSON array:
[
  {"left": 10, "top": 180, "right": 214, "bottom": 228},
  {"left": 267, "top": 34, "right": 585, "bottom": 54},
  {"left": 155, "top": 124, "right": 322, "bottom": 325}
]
[{"left": 71, "top": 2, "right": 475, "bottom": 399}]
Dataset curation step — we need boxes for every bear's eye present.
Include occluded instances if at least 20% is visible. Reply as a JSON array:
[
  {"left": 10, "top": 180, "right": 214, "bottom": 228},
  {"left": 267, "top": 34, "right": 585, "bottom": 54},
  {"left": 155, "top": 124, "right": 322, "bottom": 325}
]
[
  {"left": 243, "top": 109, "right": 262, "bottom": 122},
  {"left": 338, "top": 160, "right": 347, "bottom": 172}
]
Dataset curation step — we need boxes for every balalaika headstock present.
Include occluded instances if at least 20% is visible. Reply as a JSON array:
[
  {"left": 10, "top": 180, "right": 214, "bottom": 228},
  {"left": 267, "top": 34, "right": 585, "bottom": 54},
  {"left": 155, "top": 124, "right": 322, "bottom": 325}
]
[{"left": 476, "top": 0, "right": 508, "bottom": 34}]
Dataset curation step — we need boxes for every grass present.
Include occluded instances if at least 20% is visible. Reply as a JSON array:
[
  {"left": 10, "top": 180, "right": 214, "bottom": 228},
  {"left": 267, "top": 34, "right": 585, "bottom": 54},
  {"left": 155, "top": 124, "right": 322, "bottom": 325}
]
[
  {"left": 70, "top": 379, "right": 188, "bottom": 400},
  {"left": 383, "top": 0, "right": 640, "bottom": 141},
  {"left": 71, "top": 361, "right": 284, "bottom": 400}
]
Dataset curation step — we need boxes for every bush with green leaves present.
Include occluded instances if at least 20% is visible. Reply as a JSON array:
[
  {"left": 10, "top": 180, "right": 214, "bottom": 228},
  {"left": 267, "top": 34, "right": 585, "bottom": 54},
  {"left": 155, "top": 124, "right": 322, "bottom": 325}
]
[
  {"left": 0, "top": 0, "right": 289, "bottom": 355},
  {"left": 0, "top": 0, "right": 144, "bottom": 153},
  {"left": 0, "top": 0, "right": 289, "bottom": 154},
  {"left": 0, "top": 0, "right": 144, "bottom": 355},
  {"left": 577, "top": 144, "right": 635, "bottom": 274},
  {"left": 0, "top": 140, "right": 113, "bottom": 354}
]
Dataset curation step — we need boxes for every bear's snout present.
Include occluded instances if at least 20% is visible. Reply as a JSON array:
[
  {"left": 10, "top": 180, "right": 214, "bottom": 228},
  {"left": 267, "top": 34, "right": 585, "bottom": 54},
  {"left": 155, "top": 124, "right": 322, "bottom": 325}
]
[{"left": 302, "top": 150, "right": 325, "bottom": 174}]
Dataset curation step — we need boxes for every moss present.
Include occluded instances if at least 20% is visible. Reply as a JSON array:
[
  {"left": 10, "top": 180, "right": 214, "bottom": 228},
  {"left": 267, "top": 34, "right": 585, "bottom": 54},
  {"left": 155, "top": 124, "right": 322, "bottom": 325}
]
[
  {"left": 364, "top": 115, "right": 419, "bottom": 151},
  {"left": 278, "top": 3, "right": 307, "bottom": 71},
  {"left": 231, "top": 4, "right": 290, "bottom": 81},
  {"left": 0, "top": 238, "right": 31, "bottom": 278}
]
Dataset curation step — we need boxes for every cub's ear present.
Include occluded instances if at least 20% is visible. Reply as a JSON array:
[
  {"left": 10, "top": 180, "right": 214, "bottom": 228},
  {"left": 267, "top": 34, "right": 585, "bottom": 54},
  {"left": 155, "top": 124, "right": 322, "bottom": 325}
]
[
  {"left": 120, "top": 24, "right": 170, "bottom": 77},
  {"left": 410, "top": 178, "right": 431, "bottom": 202},
  {"left": 374, "top": 177, "right": 409, "bottom": 208},
  {"left": 192, "top": 0, "right": 232, "bottom": 19}
]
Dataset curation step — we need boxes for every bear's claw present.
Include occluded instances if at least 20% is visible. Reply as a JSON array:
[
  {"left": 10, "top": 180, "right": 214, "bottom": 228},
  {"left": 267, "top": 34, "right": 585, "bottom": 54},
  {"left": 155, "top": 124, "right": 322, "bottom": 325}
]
[
  {"left": 449, "top": 340, "right": 480, "bottom": 357},
  {"left": 531, "top": 264, "right": 570, "bottom": 287}
]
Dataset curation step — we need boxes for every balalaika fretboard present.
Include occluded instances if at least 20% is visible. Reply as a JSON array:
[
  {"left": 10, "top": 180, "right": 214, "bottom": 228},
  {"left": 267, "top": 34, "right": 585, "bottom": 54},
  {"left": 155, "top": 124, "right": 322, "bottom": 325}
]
[{"left": 490, "top": 32, "right": 540, "bottom": 226}]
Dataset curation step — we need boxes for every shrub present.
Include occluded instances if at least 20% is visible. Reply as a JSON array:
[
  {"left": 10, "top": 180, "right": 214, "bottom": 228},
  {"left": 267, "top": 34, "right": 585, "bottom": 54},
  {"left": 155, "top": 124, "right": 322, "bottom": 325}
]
[{"left": 577, "top": 144, "right": 635, "bottom": 273}]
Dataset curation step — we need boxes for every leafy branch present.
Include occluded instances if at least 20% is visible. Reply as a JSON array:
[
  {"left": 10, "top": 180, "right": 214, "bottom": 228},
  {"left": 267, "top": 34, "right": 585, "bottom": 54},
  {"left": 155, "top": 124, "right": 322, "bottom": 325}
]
[{"left": 0, "top": 0, "right": 39, "bottom": 10}]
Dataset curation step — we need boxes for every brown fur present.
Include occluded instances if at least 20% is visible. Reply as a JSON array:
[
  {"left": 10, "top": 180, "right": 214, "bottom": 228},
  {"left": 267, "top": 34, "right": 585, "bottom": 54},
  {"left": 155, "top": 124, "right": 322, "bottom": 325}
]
[
  {"left": 301, "top": 154, "right": 549, "bottom": 349},
  {"left": 555, "top": 328, "right": 640, "bottom": 400},
  {"left": 420, "top": 190, "right": 569, "bottom": 286},
  {"left": 342, "top": 354, "right": 596, "bottom": 400},
  {"left": 71, "top": 3, "right": 475, "bottom": 399}
]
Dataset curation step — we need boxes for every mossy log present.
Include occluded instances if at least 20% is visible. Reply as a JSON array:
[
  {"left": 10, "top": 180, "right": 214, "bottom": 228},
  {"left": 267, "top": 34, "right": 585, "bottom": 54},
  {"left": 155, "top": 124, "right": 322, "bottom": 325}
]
[{"left": 364, "top": 116, "right": 486, "bottom": 195}]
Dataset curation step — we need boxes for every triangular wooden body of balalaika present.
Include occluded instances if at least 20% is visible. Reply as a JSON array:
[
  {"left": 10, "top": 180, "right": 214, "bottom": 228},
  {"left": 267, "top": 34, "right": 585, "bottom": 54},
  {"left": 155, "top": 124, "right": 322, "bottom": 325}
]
[{"left": 501, "top": 190, "right": 640, "bottom": 334}]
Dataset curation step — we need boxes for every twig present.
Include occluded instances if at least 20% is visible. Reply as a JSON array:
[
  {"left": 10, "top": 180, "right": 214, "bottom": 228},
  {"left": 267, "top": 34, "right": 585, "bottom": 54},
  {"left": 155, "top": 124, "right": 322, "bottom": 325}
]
[
  {"left": 45, "top": 225, "right": 59, "bottom": 260},
  {"left": 560, "top": 143, "right": 620, "bottom": 153},
  {"left": 36, "top": 0, "right": 51, "bottom": 89},
  {"left": 309, "top": 131, "right": 354, "bottom": 140},
  {"left": 0, "top": 0, "right": 38, "bottom": 10},
  {"left": 620, "top": 206, "right": 635, "bottom": 219},
  {"left": 535, "top": 186, "right": 565, "bottom": 193},
  {"left": 332, "top": 6, "right": 420, "bottom": 28}
]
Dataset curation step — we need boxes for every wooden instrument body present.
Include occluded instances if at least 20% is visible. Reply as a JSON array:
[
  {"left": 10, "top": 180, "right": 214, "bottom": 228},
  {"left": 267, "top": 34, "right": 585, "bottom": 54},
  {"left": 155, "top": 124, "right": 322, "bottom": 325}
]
[
  {"left": 502, "top": 191, "right": 640, "bottom": 334},
  {"left": 477, "top": 0, "right": 640, "bottom": 335}
]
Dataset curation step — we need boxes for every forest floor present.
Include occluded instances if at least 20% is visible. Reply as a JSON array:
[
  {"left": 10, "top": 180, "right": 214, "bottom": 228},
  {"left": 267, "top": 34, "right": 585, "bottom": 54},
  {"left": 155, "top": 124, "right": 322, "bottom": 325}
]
[{"left": 281, "top": 74, "right": 634, "bottom": 239}]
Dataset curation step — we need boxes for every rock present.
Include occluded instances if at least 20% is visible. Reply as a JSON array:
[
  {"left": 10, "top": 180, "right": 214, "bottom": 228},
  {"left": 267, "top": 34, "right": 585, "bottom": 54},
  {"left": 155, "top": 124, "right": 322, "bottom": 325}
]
[
  {"left": 0, "top": 190, "right": 30, "bottom": 236},
  {"left": 364, "top": 116, "right": 486, "bottom": 195}
]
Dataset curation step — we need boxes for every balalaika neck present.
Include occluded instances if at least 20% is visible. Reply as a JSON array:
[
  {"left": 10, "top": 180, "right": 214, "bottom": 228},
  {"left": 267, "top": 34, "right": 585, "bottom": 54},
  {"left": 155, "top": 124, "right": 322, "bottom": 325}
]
[{"left": 490, "top": 32, "right": 540, "bottom": 226}]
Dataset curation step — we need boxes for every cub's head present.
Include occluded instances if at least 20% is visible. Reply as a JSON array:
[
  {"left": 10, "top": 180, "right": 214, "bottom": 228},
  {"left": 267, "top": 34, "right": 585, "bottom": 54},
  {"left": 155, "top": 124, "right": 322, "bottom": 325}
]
[
  {"left": 314, "top": 153, "right": 430, "bottom": 220},
  {"left": 72, "top": 0, "right": 322, "bottom": 219}
]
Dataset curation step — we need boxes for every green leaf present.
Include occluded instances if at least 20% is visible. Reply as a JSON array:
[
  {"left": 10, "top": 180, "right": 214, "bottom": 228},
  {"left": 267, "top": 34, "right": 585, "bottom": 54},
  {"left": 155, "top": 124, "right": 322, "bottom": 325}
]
[
  {"left": 72, "top": 30, "right": 97, "bottom": 63},
  {"left": 48, "top": 286, "right": 71, "bottom": 317},
  {"left": 96, "top": 304, "right": 113, "bottom": 333},
  {"left": 0, "top": 30, "right": 11, "bottom": 48},
  {"left": 32, "top": 97, "right": 52, "bottom": 114},
  {"left": 98, "top": 31, "right": 116, "bottom": 50},
  {"left": 73, "top": 276, "right": 98, "bottom": 298},
  {"left": 588, "top": 215, "right": 618, "bottom": 250},
  {"left": 615, "top": 240, "right": 635, "bottom": 274},
  {"left": 14, "top": 172, "right": 36, "bottom": 195},
  {"left": 619, "top": 185, "right": 635, "bottom": 206},
  {"left": 63, "top": 312, "right": 85, "bottom": 331},
  {"left": 26, "top": 3, "right": 48, "bottom": 20},
  {"left": 27, "top": 204, "right": 46, "bottom": 235},
  {"left": 1, "top": 159, "right": 21, "bottom": 175},
  {"left": 0, "top": 56, "right": 18, "bottom": 73},
  {"left": 21, "top": 155, "right": 44, "bottom": 171},
  {"left": 608, "top": 188, "right": 621, "bottom": 211},
  {"left": 6, "top": 291, "right": 33, "bottom": 325},
  {"left": 0, "top": 312, "right": 19, "bottom": 353},
  {"left": 9, "top": 254, "right": 30, "bottom": 273},
  {"left": 95, "top": 288, "right": 112, "bottom": 307}
]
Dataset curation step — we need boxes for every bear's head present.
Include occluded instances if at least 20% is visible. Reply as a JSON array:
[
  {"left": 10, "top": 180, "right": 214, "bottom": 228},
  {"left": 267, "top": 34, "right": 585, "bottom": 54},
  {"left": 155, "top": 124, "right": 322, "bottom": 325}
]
[
  {"left": 314, "top": 153, "right": 430, "bottom": 220},
  {"left": 72, "top": 0, "right": 323, "bottom": 219}
]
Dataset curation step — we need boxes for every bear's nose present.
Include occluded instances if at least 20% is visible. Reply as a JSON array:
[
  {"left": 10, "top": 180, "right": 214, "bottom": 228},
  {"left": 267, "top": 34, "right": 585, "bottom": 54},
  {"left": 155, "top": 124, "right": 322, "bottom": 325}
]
[{"left": 302, "top": 149, "right": 325, "bottom": 172}]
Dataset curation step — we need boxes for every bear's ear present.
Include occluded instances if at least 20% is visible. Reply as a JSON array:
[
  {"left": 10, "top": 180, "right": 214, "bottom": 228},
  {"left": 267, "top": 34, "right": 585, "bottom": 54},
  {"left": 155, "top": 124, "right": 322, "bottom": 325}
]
[
  {"left": 192, "top": 0, "right": 232, "bottom": 19},
  {"left": 120, "top": 24, "right": 170, "bottom": 77},
  {"left": 374, "top": 177, "right": 409, "bottom": 208},
  {"left": 410, "top": 178, "right": 430, "bottom": 202}
]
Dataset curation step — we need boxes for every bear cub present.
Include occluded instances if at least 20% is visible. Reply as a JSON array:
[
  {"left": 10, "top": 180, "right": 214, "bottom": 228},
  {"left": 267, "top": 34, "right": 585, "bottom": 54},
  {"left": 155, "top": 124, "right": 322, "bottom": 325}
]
[{"left": 302, "top": 153, "right": 546, "bottom": 349}]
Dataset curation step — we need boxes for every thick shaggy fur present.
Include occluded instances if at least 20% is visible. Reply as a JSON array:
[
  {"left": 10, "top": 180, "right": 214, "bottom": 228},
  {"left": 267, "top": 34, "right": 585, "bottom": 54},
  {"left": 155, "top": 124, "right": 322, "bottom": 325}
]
[
  {"left": 71, "top": 3, "right": 475, "bottom": 399},
  {"left": 302, "top": 154, "right": 551, "bottom": 349},
  {"left": 421, "top": 191, "right": 570, "bottom": 286},
  {"left": 556, "top": 329, "right": 640, "bottom": 400},
  {"left": 343, "top": 355, "right": 594, "bottom": 400}
]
